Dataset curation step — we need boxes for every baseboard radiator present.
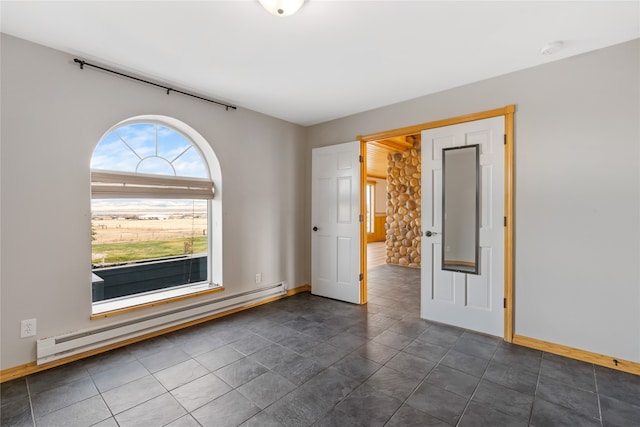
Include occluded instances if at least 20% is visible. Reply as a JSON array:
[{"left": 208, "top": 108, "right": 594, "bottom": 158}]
[{"left": 37, "top": 283, "right": 286, "bottom": 365}]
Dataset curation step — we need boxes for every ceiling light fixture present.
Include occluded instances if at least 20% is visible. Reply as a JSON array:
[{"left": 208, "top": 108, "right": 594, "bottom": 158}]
[
  {"left": 258, "top": 0, "right": 304, "bottom": 17},
  {"left": 540, "top": 41, "right": 564, "bottom": 56}
]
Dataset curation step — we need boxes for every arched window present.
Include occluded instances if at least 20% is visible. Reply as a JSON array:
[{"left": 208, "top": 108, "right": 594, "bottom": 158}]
[{"left": 90, "top": 119, "right": 221, "bottom": 315}]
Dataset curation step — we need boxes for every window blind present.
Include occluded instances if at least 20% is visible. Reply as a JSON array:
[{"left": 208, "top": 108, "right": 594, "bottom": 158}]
[{"left": 91, "top": 170, "right": 214, "bottom": 199}]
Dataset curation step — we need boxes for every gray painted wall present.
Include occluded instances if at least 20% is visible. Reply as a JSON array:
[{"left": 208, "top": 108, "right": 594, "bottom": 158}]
[
  {"left": 307, "top": 39, "right": 640, "bottom": 362},
  {"left": 0, "top": 34, "right": 308, "bottom": 369}
]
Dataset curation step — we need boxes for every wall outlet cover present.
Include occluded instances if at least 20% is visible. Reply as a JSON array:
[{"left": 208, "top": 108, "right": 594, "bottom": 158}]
[{"left": 21, "top": 319, "right": 36, "bottom": 338}]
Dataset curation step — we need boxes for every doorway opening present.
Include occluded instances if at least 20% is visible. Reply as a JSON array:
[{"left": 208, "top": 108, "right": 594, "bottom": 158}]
[
  {"left": 364, "top": 134, "right": 422, "bottom": 305},
  {"left": 359, "top": 105, "right": 515, "bottom": 341}
]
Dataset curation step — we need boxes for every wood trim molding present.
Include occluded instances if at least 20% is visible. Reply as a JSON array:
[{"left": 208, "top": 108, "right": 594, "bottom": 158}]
[
  {"left": 359, "top": 138, "right": 368, "bottom": 304},
  {"left": 369, "top": 138, "right": 413, "bottom": 152},
  {"left": 367, "top": 173, "right": 386, "bottom": 180},
  {"left": 504, "top": 109, "right": 515, "bottom": 342},
  {"left": 0, "top": 284, "right": 311, "bottom": 383},
  {"left": 90, "top": 286, "right": 225, "bottom": 320},
  {"left": 358, "top": 105, "right": 516, "bottom": 143},
  {"left": 513, "top": 334, "right": 640, "bottom": 376}
]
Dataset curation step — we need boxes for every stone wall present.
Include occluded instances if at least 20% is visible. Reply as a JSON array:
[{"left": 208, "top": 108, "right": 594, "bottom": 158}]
[{"left": 385, "top": 143, "right": 421, "bottom": 268}]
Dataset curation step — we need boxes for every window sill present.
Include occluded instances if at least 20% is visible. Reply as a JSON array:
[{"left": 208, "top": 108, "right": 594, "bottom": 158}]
[{"left": 91, "top": 282, "right": 224, "bottom": 319}]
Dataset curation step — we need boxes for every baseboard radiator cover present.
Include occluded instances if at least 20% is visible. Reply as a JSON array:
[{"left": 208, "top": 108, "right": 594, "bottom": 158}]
[{"left": 37, "top": 283, "right": 286, "bottom": 365}]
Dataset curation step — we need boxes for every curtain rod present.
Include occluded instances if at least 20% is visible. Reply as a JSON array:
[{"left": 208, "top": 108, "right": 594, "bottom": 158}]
[{"left": 73, "top": 58, "right": 237, "bottom": 111}]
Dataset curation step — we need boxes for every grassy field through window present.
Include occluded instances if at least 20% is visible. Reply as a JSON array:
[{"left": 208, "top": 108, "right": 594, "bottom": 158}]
[
  {"left": 92, "top": 236, "right": 207, "bottom": 264},
  {"left": 92, "top": 217, "right": 207, "bottom": 265}
]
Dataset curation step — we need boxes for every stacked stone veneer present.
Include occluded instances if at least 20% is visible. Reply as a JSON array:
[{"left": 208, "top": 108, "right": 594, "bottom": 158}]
[{"left": 385, "top": 143, "right": 421, "bottom": 268}]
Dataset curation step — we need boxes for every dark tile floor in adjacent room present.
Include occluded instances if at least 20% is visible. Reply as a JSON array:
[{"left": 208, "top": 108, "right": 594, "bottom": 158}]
[{"left": 2, "top": 264, "right": 640, "bottom": 426}]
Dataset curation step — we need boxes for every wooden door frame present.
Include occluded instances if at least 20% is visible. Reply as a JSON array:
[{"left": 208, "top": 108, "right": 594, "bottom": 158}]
[{"left": 358, "top": 105, "right": 515, "bottom": 342}]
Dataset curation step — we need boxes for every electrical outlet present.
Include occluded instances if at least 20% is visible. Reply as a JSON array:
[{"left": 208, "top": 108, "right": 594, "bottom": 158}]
[
  {"left": 20, "top": 319, "right": 36, "bottom": 338},
  {"left": 255, "top": 273, "right": 262, "bottom": 284}
]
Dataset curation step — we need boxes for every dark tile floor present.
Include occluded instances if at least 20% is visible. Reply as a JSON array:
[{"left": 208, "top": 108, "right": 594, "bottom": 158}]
[{"left": 2, "top": 264, "right": 640, "bottom": 426}]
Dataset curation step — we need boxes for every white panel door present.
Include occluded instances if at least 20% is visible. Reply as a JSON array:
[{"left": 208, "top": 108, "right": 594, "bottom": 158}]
[
  {"left": 312, "top": 141, "right": 361, "bottom": 304},
  {"left": 421, "top": 117, "right": 505, "bottom": 336}
]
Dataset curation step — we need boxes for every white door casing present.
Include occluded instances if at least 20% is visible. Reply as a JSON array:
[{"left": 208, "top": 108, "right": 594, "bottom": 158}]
[
  {"left": 421, "top": 116, "right": 505, "bottom": 336},
  {"left": 311, "top": 141, "right": 361, "bottom": 304}
]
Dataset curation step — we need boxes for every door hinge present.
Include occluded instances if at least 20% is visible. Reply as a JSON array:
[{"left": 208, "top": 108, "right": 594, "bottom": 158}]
[
  {"left": 503, "top": 298, "right": 507, "bottom": 309},
  {"left": 504, "top": 134, "right": 507, "bottom": 145},
  {"left": 359, "top": 155, "right": 364, "bottom": 163},
  {"left": 504, "top": 216, "right": 507, "bottom": 227},
  {"left": 359, "top": 214, "right": 364, "bottom": 222},
  {"left": 359, "top": 273, "right": 364, "bottom": 281}
]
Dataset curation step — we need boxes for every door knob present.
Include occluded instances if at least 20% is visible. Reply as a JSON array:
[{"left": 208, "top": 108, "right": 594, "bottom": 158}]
[
  {"left": 425, "top": 231, "right": 439, "bottom": 237},
  {"left": 313, "top": 226, "right": 319, "bottom": 232}
]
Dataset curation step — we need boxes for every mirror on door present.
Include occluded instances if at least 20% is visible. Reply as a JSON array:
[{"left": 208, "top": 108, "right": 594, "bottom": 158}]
[{"left": 442, "top": 144, "right": 480, "bottom": 274}]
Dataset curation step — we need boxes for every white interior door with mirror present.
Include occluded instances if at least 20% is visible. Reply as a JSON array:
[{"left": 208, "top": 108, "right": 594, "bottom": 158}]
[
  {"left": 421, "top": 116, "right": 505, "bottom": 337},
  {"left": 311, "top": 141, "right": 361, "bottom": 304}
]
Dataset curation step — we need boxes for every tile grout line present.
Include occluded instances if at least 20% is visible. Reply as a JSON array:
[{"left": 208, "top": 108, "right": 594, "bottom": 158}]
[
  {"left": 535, "top": 353, "right": 606, "bottom": 425},
  {"left": 374, "top": 322, "right": 439, "bottom": 426},
  {"left": 87, "top": 365, "right": 117, "bottom": 426},
  {"left": 387, "top": 326, "right": 469, "bottom": 426},
  {"left": 25, "top": 377, "right": 36, "bottom": 427},
  {"left": 153, "top": 355, "right": 195, "bottom": 427},
  {"left": 453, "top": 340, "right": 500, "bottom": 426},
  {"left": 295, "top": 305, "right": 420, "bottom": 425},
  {"left": 593, "top": 363, "right": 604, "bottom": 427},
  {"left": 528, "top": 350, "right": 544, "bottom": 426},
  {"left": 319, "top": 320, "right": 406, "bottom": 424}
]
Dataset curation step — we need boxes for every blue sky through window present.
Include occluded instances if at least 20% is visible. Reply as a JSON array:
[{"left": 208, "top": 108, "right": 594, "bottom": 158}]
[{"left": 91, "top": 123, "right": 208, "bottom": 178}]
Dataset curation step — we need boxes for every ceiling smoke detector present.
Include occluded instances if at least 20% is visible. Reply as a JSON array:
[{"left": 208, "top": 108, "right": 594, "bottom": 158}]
[{"left": 540, "top": 41, "right": 564, "bottom": 56}]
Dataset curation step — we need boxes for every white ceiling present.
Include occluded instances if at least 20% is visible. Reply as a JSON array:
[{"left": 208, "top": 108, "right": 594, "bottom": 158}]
[{"left": 1, "top": 1, "right": 639, "bottom": 126}]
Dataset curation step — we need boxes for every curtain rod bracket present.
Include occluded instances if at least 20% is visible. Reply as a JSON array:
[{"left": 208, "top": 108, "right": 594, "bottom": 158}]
[{"left": 73, "top": 57, "right": 236, "bottom": 111}]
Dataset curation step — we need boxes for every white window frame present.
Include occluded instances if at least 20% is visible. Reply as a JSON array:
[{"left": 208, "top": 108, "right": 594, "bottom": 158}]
[{"left": 90, "top": 116, "right": 223, "bottom": 315}]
